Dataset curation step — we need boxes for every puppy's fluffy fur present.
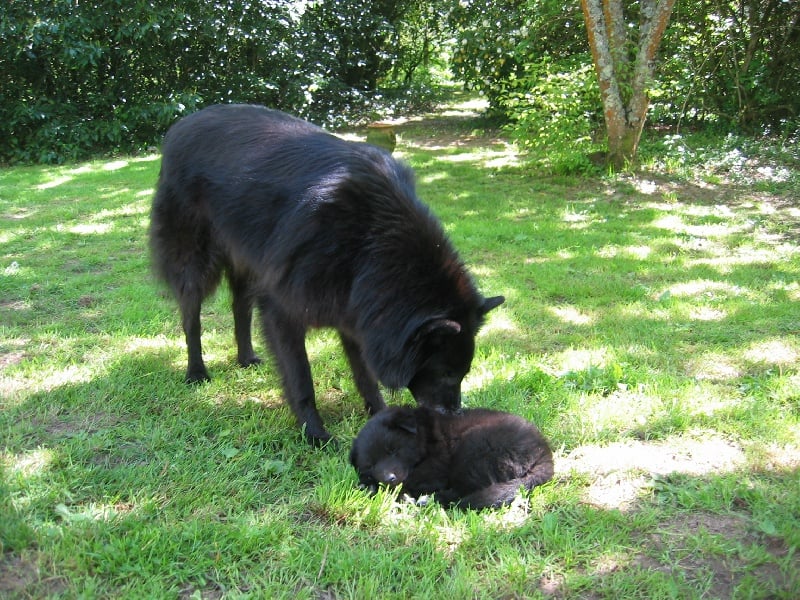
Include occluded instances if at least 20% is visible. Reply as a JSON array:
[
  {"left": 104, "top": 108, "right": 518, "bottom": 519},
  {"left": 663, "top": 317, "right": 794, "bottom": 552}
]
[{"left": 350, "top": 406, "right": 554, "bottom": 509}]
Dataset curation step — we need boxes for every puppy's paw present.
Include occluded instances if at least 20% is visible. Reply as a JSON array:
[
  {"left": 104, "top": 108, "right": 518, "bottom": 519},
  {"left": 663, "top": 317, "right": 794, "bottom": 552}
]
[
  {"left": 358, "top": 482, "right": 379, "bottom": 495},
  {"left": 404, "top": 494, "right": 431, "bottom": 507}
]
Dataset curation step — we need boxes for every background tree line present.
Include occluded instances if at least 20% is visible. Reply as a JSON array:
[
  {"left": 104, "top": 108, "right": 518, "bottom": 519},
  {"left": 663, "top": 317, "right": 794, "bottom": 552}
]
[{"left": 1, "top": 0, "right": 798, "bottom": 165}]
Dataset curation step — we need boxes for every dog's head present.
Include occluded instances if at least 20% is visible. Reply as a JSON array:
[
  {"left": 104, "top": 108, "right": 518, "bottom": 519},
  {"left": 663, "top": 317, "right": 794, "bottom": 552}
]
[
  {"left": 349, "top": 407, "right": 421, "bottom": 491},
  {"left": 405, "top": 295, "right": 504, "bottom": 412}
]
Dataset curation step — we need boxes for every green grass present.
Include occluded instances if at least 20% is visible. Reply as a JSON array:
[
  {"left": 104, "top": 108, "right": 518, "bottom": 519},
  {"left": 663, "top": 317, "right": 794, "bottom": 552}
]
[{"left": 2, "top": 102, "right": 799, "bottom": 598}]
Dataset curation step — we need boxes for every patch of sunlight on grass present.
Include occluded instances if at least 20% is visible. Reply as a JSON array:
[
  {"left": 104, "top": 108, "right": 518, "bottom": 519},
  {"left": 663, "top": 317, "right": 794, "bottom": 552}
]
[
  {"left": 633, "top": 179, "right": 659, "bottom": 194},
  {"left": 685, "top": 351, "right": 742, "bottom": 381},
  {"left": 69, "top": 222, "right": 114, "bottom": 235},
  {"left": 687, "top": 306, "right": 727, "bottom": 321},
  {"left": 743, "top": 338, "right": 798, "bottom": 367},
  {"left": 444, "top": 97, "right": 490, "bottom": 113},
  {"left": 558, "top": 433, "right": 747, "bottom": 510},
  {"left": 652, "top": 214, "right": 750, "bottom": 238},
  {"left": 124, "top": 336, "right": 177, "bottom": 353},
  {"left": 36, "top": 176, "right": 72, "bottom": 190},
  {"left": 305, "top": 330, "right": 342, "bottom": 358},
  {"left": 665, "top": 382, "right": 742, "bottom": 419},
  {"left": 774, "top": 280, "right": 800, "bottom": 301},
  {"left": 468, "top": 264, "right": 497, "bottom": 277},
  {"left": 478, "top": 311, "right": 518, "bottom": 338},
  {"left": 556, "top": 248, "right": 577, "bottom": 260},
  {"left": 548, "top": 305, "right": 594, "bottom": 326},
  {"left": 686, "top": 246, "right": 792, "bottom": 271},
  {"left": 549, "top": 347, "right": 613, "bottom": 376},
  {"left": 54, "top": 501, "right": 137, "bottom": 523},
  {"left": 436, "top": 147, "right": 519, "bottom": 168},
  {"left": 420, "top": 172, "right": 449, "bottom": 184},
  {"left": 2, "top": 364, "right": 95, "bottom": 397},
  {"left": 5, "top": 448, "right": 55, "bottom": 477},
  {"left": 625, "top": 245, "right": 652, "bottom": 259},
  {"left": 662, "top": 279, "right": 748, "bottom": 299},
  {"left": 102, "top": 160, "right": 129, "bottom": 171}
]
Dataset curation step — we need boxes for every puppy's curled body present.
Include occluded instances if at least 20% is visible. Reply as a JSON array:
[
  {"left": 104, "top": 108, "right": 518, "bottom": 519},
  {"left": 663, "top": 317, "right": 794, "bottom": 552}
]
[{"left": 350, "top": 406, "right": 554, "bottom": 509}]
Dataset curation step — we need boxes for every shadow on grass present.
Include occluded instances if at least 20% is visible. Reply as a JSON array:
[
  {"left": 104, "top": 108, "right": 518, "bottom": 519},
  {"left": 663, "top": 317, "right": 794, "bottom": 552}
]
[
  {"left": 2, "top": 98, "right": 799, "bottom": 597},
  {"left": 2, "top": 360, "right": 798, "bottom": 597}
]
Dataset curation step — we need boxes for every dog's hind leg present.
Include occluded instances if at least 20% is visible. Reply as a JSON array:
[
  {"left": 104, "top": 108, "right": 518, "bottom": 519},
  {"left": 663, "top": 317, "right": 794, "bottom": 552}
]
[
  {"left": 180, "top": 289, "right": 208, "bottom": 383},
  {"left": 178, "top": 266, "right": 221, "bottom": 384},
  {"left": 227, "top": 269, "right": 261, "bottom": 368},
  {"left": 151, "top": 185, "right": 222, "bottom": 384},
  {"left": 257, "top": 295, "right": 329, "bottom": 445},
  {"left": 339, "top": 332, "right": 386, "bottom": 415}
]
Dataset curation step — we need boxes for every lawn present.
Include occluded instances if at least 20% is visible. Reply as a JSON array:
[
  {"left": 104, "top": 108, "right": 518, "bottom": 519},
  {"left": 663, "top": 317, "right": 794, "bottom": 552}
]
[{"left": 1, "top": 99, "right": 799, "bottom": 599}]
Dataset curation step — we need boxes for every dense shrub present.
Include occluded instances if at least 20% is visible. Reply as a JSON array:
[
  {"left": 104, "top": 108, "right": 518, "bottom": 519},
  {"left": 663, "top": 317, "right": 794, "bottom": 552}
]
[
  {"left": 448, "top": 0, "right": 800, "bottom": 167},
  {"left": 0, "top": 0, "right": 443, "bottom": 164}
]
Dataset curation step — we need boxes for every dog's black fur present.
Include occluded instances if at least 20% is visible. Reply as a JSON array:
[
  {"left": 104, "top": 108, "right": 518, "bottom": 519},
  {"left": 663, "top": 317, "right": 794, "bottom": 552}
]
[
  {"left": 149, "top": 104, "right": 503, "bottom": 444},
  {"left": 349, "top": 406, "right": 554, "bottom": 509}
]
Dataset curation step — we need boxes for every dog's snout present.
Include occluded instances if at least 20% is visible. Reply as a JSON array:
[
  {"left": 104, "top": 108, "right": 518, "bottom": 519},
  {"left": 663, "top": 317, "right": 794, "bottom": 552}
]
[{"left": 384, "top": 472, "right": 398, "bottom": 485}]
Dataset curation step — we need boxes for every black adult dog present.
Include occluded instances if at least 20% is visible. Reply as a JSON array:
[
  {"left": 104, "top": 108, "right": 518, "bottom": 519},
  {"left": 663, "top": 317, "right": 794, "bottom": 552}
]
[
  {"left": 350, "top": 406, "right": 554, "bottom": 509},
  {"left": 149, "top": 104, "right": 503, "bottom": 445}
]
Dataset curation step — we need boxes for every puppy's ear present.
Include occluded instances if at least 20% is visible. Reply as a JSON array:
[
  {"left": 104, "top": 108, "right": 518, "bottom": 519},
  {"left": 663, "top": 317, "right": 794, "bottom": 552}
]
[
  {"left": 481, "top": 295, "right": 504, "bottom": 316},
  {"left": 389, "top": 410, "right": 418, "bottom": 435}
]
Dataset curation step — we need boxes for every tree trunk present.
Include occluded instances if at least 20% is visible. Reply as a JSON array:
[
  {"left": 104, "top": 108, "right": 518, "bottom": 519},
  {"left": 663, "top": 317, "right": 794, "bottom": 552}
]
[{"left": 581, "top": 0, "right": 677, "bottom": 169}]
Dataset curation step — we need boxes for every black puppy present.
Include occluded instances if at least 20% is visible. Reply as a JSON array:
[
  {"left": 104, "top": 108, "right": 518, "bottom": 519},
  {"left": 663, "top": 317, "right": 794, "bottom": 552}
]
[
  {"left": 150, "top": 104, "right": 503, "bottom": 445},
  {"left": 350, "top": 406, "right": 554, "bottom": 509}
]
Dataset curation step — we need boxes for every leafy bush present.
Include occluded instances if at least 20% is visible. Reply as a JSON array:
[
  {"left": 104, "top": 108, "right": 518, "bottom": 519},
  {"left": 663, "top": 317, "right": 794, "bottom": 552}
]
[
  {"left": 448, "top": 0, "right": 800, "bottom": 163},
  {"left": 501, "top": 55, "right": 603, "bottom": 174},
  {"left": 449, "top": 0, "right": 603, "bottom": 172},
  {"left": 0, "top": 0, "right": 444, "bottom": 164}
]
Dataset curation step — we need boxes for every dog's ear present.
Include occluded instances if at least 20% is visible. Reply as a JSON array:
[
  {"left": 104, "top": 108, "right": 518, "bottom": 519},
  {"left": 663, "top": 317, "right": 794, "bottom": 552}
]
[
  {"left": 389, "top": 410, "right": 418, "bottom": 435},
  {"left": 481, "top": 295, "right": 504, "bottom": 316},
  {"left": 419, "top": 318, "right": 461, "bottom": 338}
]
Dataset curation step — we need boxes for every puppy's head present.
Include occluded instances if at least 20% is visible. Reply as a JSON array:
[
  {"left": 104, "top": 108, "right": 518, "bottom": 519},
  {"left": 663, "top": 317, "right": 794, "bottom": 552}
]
[{"left": 349, "top": 407, "right": 421, "bottom": 491}]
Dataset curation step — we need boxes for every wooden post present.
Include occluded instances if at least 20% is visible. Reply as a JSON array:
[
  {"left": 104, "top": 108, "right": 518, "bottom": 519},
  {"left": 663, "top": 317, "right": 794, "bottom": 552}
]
[{"left": 366, "top": 122, "right": 397, "bottom": 153}]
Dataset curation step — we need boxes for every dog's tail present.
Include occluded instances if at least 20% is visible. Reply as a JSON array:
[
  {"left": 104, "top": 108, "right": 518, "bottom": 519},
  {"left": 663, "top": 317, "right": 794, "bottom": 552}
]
[{"left": 454, "top": 457, "right": 555, "bottom": 510}]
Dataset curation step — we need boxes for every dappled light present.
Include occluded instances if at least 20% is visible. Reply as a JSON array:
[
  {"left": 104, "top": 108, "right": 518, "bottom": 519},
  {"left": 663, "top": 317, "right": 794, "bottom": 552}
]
[
  {"left": 36, "top": 176, "right": 73, "bottom": 190},
  {"left": 69, "top": 222, "right": 114, "bottom": 235},
  {"left": 558, "top": 435, "right": 747, "bottom": 510},
  {"left": 687, "top": 306, "right": 727, "bottom": 321},
  {"left": 2, "top": 97, "right": 798, "bottom": 599},
  {"left": 662, "top": 279, "right": 748, "bottom": 299},
  {"left": 595, "top": 244, "right": 653, "bottom": 260},
  {"left": 743, "top": 339, "right": 798, "bottom": 367},
  {"left": 6, "top": 447, "right": 55, "bottom": 479},
  {"left": 477, "top": 310, "right": 518, "bottom": 338},
  {"left": 548, "top": 304, "right": 594, "bottom": 326},
  {"left": 102, "top": 160, "right": 130, "bottom": 171},
  {"left": 686, "top": 351, "right": 742, "bottom": 381}
]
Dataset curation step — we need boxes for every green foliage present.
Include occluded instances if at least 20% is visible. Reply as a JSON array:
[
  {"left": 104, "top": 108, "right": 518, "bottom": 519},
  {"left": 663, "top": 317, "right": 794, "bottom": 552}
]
[
  {"left": 449, "top": 0, "right": 800, "bottom": 159},
  {"left": 0, "top": 0, "right": 445, "bottom": 164},
  {"left": 448, "top": 0, "right": 587, "bottom": 112},
  {"left": 1, "top": 0, "right": 298, "bottom": 163},
  {"left": 449, "top": 0, "right": 600, "bottom": 172},
  {"left": 501, "top": 55, "right": 603, "bottom": 174},
  {"left": 659, "top": 0, "right": 800, "bottom": 133}
]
